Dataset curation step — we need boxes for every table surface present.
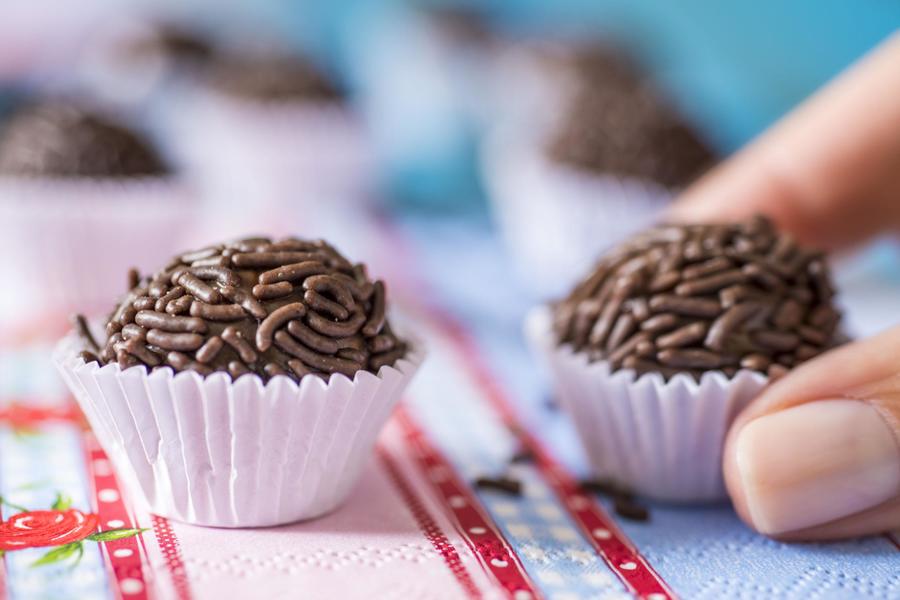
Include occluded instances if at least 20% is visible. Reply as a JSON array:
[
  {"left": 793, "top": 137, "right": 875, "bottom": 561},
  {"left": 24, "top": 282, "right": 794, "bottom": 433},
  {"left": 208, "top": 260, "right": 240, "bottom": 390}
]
[{"left": 0, "top": 211, "right": 897, "bottom": 600}]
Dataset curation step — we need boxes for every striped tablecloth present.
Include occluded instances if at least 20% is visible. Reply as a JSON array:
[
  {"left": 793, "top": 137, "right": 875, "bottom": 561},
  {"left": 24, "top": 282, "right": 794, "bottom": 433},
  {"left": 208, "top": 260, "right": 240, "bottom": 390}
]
[{"left": 0, "top": 212, "right": 897, "bottom": 600}]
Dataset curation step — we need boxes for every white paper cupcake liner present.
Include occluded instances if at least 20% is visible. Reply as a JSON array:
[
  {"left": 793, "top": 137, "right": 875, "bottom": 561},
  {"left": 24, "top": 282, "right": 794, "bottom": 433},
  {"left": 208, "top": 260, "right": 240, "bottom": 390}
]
[
  {"left": 0, "top": 177, "right": 196, "bottom": 319},
  {"left": 171, "top": 91, "right": 376, "bottom": 243},
  {"left": 482, "top": 125, "right": 674, "bottom": 299},
  {"left": 525, "top": 307, "right": 767, "bottom": 502},
  {"left": 54, "top": 330, "right": 424, "bottom": 528}
]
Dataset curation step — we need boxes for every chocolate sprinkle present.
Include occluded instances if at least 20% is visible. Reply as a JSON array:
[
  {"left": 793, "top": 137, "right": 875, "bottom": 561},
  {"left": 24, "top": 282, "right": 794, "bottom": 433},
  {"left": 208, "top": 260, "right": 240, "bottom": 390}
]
[
  {"left": 579, "top": 478, "right": 650, "bottom": 521},
  {"left": 554, "top": 217, "right": 842, "bottom": 380},
  {"left": 73, "top": 314, "right": 100, "bottom": 353},
  {"left": 84, "top": 237, "right": 407, "bottom": 381},
  {"left": 579, "top": 478, "right": 629, "bottom": 497},
  {"left": 474, "top": 476, "right": 523, "bottom": 496},
  {"left": 613, "top": 497, "right": 649, "bottom": 522},
  {"left": 509, "top": 449, "right": 536, "bottom": 464}
]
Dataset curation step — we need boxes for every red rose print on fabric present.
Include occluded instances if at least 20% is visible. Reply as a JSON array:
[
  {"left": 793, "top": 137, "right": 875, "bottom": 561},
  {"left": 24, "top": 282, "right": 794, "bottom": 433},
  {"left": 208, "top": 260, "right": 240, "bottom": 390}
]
[
  {"left": 0, "top": 509, "right": 99, "bottom": 551},
  {"left": 0, "top": 493, "right": 144, "bottom": 567}
]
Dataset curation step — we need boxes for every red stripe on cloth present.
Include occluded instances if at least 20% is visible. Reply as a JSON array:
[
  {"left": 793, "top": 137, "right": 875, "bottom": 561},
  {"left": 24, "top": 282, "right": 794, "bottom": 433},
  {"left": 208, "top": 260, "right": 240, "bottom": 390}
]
[
  {"left": 394, "top": 408, "right": 542, "bottom": 600},
  {"left": 0, "top": 504, "right": 6, "bottom": 600},
  {"left": 150, "top": 516, "right": 193, "bottom": 600},
  {"left": 370, "top": 216, "right": 675, "bottom": 598},
  {"left": 430, "top": 311, "right": 677, "bottom": 600},
  {"left": 378, "top": 446, "right": 483, "bottom": 600},
  {"left": 82, "top": 432, "right": 150, "bottom": 600}
]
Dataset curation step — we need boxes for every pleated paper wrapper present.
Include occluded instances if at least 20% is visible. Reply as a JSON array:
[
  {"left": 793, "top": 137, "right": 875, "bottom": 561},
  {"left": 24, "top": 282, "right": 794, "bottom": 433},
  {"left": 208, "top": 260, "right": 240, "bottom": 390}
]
[
  {"left": 54, "top": 332, "right": 424, "bottom": 528},
  {"left": 483, "top": 126, "right": 673, "bottom": 299},
  {"left": 525, "top": 307, "right": 768, "bottom": 502},
  {"left": 0, "top": 177, "right": 195, "bottom": 319}
]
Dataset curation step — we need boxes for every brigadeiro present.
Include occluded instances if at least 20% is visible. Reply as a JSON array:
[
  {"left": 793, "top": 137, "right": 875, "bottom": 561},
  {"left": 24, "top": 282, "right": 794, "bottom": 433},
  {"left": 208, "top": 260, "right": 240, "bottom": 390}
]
[
  {"left": 484, "top": 44, "right": 719, "bottom": 297},
  {"left": 54, "top": 236, "right": 423, "bottom": 527},
  {"left": 75, "top": 17, "right": 220, "bottom": 114},
  {"left": 172, "top": 50, "right": 374, "bottom": 241},
  {"left": 0, "top": 101, "right": 168, "bottom": 177},
  {"left": 0, "top": 100, "right": 194, "bottom": 317},
  {"left": 526, "top": 216, "right": 843, "bottom": 502}
]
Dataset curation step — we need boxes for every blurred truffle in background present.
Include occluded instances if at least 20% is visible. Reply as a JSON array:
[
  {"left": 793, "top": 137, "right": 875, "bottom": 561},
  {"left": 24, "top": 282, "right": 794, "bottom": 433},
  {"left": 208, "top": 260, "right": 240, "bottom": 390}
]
[
  {"left": 546, "top": 46, "right": 715, "bottom": 189},
  {"left": 346, "top": 3, "right": 504, "bottom": 210},
  {"left": 77, "top": 18, "right": 218, "bottom": 109},
  {"left": 0, "top": 100, "right": 169, "bottom": 178},
  {"left": 0, "top": 97, "right": 195, "bottom": 319},
  {"left": 484, "top": 41, "right": 720, "bottom": 298},
  {"left": 169, "top": 45, "right": 375, "bottom": 247},
  {"left": 203, "top": 52, "right": 341, "bottom": 102}
]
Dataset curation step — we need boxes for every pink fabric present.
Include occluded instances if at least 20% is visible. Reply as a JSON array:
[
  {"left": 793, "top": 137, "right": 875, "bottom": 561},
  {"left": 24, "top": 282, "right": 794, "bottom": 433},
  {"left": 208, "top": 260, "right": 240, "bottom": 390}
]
[{"left": 140, "top": 422, "right": 501, "bottom": 600}]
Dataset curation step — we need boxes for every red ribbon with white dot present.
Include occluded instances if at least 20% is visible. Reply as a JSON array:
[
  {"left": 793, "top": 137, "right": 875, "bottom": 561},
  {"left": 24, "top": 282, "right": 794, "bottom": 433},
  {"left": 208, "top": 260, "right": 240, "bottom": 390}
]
[
  {"left": 395, "top": 408, "right": 541, "bottom": 599},
  {"left": 83, "top": 432, "right": 150, "bottom": 600}
]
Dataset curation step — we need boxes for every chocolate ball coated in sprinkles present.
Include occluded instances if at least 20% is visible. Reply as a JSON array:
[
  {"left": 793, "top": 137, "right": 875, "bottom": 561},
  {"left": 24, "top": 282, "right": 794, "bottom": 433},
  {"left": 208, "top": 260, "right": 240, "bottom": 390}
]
[
  {"left": 546, "top": 46, "right": 716, "bottom": 189},
  {"left": 0, "top": 101, "right": 168, "bottom": 178},
  {"left": 553, "top": 216, "right": 842, "bottom": 381},
  {"left": 205, "top": 54, "right": 341, "bottom": 102},
  {"left": 84, "top": 237, "right": 408, "bottom": 382}
]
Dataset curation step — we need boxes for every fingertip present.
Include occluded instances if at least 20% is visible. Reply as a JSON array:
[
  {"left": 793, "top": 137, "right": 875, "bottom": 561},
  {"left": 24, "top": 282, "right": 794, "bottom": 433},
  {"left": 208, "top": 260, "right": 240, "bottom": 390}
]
[
  {"left": 722, "top": 415, "right": 756, "bottom": 532},
  {"left": 724, "top": 399, "right": 900, "bottom": 538},
  {"left": 664, "top": 163, "right": 764, "bottom": 226}
]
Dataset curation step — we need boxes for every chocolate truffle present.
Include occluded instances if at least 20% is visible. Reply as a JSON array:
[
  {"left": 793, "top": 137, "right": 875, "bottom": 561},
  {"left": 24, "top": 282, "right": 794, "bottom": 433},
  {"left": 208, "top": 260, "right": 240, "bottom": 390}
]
[
  {"left": 428, "top": 5, "right": 495, "bottom": 47},
  {"left": 81, "top": 237, "right": 407, "bottom": 381},
  {"left": 0, "top": 101, "right": 168, "bottom": 178},
  {"left": 553, "top": 216, "right": 842, "bottom": 380},
  {"left": 205, "top": 54, "right": 341, "bottom": 102},
  {"left": 546, "top": 46, "right": 716, "bottom": 189},
  {"left": 125, "top": 22, "right": 214, "bottom": 68}
]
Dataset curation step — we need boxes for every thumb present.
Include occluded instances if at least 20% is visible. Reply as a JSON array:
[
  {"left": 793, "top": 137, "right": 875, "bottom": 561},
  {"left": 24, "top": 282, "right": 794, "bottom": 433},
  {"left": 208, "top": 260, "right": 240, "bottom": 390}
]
[
  {"left": 669, "top": 32, "right": 900, "bottom": 251},
  {"left": 723, "top": 326, "right": 900, "bottom": 541}
]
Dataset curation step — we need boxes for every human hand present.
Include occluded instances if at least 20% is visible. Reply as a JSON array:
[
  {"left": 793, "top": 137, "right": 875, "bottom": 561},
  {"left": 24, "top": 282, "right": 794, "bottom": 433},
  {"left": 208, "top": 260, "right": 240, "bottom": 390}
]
[{"left": 670, "top": 33, "right": 900, "bottom": 540}]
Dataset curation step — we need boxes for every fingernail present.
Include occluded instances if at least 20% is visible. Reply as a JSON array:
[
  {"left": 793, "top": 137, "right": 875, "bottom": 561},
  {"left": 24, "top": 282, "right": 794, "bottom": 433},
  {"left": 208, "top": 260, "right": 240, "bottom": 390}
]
[{"left": 734, "top": 399, "right": 900, "bottom": 535}]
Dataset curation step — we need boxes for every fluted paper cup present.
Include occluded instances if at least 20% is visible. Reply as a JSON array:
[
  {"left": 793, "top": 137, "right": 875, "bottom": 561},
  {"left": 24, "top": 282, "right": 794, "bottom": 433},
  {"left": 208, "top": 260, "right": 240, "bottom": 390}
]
[
  {"left": 483, "top": 126, "right": 672, "bottom": 299},
  {"left": 526, "top": 307, "right": 767, "bottom": 502},
  {"left": 0, "top": 177, "right": 195, "bottom": 318},
  {"left": 172, "top": 91, "right": 375, "bottom": 242},
  {"left": 54, "top": 331, "right": 424, "bottom": 528}
]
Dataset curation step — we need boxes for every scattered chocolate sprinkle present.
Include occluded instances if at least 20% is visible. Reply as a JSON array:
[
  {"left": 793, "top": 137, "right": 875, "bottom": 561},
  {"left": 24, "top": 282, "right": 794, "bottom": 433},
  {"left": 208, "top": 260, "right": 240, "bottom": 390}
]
[
  {"left": 579, "top": 478, "right": 629, "bottom": 497},
  {"left": 86, "top": 237, "right": 408, "bottom": 381},
  {"left": 474, "top": 476, "right": 523, "bottom": 496},
  {"left": 613, "top": 497, "right": 649, "bottom": 522},
  {"left": 509, "top": 449, "right": 535, "bottom": 464},
  {"left": 580, "top": 478, "right": 650, "bottom": 521},
  {"left": 554, "top": 217, "right": 842, "bottom": 380}
]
